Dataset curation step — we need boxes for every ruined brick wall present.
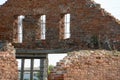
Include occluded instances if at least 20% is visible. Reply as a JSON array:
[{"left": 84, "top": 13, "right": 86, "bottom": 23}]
[
  {"left": 0, "top": 0, "right": 120, "bottom": 50},
  {"left": 0, "top": 52, "right": 18, "bottom": 80},
  {"left": 0, "top": 42, "right": 18, "bottom": 80},
  {"left": 49, "top": 50, "right": 120, "bottom": 80}
]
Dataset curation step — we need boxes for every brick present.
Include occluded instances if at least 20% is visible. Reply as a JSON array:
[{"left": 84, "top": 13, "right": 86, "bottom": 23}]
[
  {"left": 0, "top": 42, "right": 18, "bottom": 80},
  {"left": 49, "top": 50, "right": 120, "bottom": 80},
  {"left": 0, "top": 0, "right": 120, "bottom": 50}
]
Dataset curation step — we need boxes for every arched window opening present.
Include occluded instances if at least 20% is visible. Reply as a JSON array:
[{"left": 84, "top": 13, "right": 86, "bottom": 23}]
[
  {"left": 59, "top": 13, "right": 71, "bottom": 39},
  {"left": 40, "top": 15, "right": 46, "bottom": 40},
  {"left": 64, "top": 13, "right": 70, "bottom": 39},
  {"left": 18, "top": 15, "right": 25, "bottom": 43}
]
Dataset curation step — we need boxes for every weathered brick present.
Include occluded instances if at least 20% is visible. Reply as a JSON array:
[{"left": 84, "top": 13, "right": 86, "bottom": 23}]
[
  {"left": 49, "top": 50, "right": 120, "bottom": 80},
  {"left": 0, "top": 0, "right": 120, "bottom": 50}
]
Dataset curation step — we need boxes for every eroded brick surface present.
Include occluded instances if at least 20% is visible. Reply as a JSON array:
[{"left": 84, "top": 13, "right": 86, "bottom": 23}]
[
  {"left": 0, "top": 0, "right": 120, "bottom": 50},
  {"left": 0, "top": 52, "right": 18, "bottom": 80},
  {"left": 0, "top": 42, "right": 18, "bottom": 80},
  {"left": 49, "top": 50, "right": 120, "bottom": 80}
]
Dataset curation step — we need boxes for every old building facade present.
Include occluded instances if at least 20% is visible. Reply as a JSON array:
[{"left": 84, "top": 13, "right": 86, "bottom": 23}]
[
  {"left": 0, "top": 0, "right": 120, "bottom": 50},
  {"left": 0, "top": 0, "right": 120, "bottom": 80}
]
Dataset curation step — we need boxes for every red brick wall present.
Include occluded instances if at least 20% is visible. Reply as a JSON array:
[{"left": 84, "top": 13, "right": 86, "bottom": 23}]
[
  {"left": 0, "top": 52, "right": 18, "bottom": 80},
  {"left": 0, "top": 0, "right": 120, "bottom": 50},
  {"left": 49, "top": 50, "right": 120, "bottom": 80}
]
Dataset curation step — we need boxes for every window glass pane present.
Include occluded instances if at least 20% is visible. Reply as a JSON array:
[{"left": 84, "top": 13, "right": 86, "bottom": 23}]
[
  {"left": 34, "top": 59, "right": 40, "bottom": 70},
  {"left": 33, "top": 71, "right": 40, "bottom": 80},
  {"left": 24, "top": 72, "right": 30, "bottom": 80},
  {"left": 17, "top": 58, "right": 45, "bottom": 80},
  {"left": 24, "top": 59, "right": 31, "bottom": 70}
]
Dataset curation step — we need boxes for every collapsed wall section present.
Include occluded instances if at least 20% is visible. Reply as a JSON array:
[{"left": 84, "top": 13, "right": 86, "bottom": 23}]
[
  {"left": 0, "top": 42, "right": 18, "bottom": 80},
  {"left": 49, "top": 50, "right": 120, "bottom": 80}
]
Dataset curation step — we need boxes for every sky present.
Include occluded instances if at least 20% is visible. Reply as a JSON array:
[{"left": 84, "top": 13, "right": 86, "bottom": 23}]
[
  {"left": 0, "top": 0, "right": 120, "bottom": 66},
  {"left": 95, "top": 0, "right": 120, "bottom": 20},
  {"left": 0, "top": 0, "right": 7, "bottom": 5}
]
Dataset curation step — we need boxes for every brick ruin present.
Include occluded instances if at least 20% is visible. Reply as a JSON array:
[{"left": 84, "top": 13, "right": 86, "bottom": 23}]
[
  {"left": 0, "top": 0, "right": 120, "bottom": 80},
  {"left": 0, "top": 0, "right": 120, "bottom": 50},
  {"left": 49, "top": 50, "right": 120, "bottom": 80},
  {"left": 0, "top": 42, "right": 18, "bottom": 80}
]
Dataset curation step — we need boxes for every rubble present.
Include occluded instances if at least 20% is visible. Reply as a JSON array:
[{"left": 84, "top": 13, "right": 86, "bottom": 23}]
[
  {"left": 0, "top": 42, "right": 16, "bottom": 56},
  {"left": 49, "top": 50, "right": 120, "bottom": 80},
  {"left": 0, "top": 42, "right": 18, "bottom": 80}
]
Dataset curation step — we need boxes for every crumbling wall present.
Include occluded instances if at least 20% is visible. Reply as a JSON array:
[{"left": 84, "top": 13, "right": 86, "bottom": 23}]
[
  {"left": 0, "top": 0, "right": 120, "bottom": 50},
  {"left": 49, "top": 50, "right": 120, "bottom": 80},
  {"left": 0, "top": 42, "right": 18, "bottom": 80}
]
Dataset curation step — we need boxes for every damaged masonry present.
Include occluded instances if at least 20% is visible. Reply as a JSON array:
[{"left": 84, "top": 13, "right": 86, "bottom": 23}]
[{"left": 0, "top": 0, "right": 120, "bottom": 80}]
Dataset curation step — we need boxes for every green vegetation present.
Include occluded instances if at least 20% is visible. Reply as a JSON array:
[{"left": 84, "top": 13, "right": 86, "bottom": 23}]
[
  {"left": 36, "top": 65, "right": 54, "bottom": 79},
  {"left": 48, "top": 65, "right": 54, "bottom": 74}
]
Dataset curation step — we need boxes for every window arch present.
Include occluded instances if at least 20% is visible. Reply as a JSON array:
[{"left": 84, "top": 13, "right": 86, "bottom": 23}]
[
  {"left": 38, "top": 15, "right": 46, "bottom": 40},
  {"left": 18, "top": 15, "right": 25, "bottom": 43},
  {"left": 59, "top": 13, "right": 71, "bottom": 39},
  {"left": 13, "top": 15, "right": 25, "bottom": 43}
]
